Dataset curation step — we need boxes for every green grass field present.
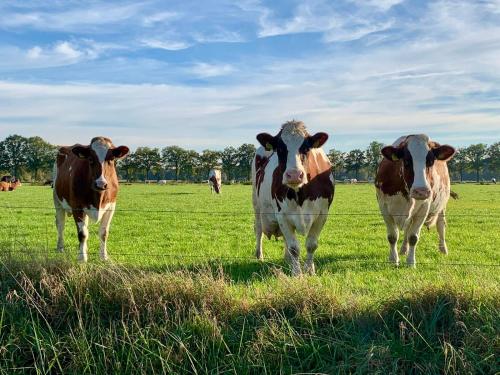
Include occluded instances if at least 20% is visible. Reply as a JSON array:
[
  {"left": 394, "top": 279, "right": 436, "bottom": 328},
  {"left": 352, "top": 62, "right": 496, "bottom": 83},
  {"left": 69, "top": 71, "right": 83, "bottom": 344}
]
[{"left": 0, "top": 183, "right": 499, "bottom": 373}]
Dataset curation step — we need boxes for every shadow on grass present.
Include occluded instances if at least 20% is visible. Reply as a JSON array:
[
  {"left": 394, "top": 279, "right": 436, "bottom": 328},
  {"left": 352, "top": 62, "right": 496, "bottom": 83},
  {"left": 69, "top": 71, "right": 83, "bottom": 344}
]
[{"left": 0, "top": 258, "right": 497, "bottom": 374}]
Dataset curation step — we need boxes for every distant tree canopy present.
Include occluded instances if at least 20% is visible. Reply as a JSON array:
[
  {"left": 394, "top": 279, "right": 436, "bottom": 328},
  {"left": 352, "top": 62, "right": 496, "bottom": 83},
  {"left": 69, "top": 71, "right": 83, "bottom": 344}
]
[{"left": 0, "top": 135, "right": 498, "bottom": 183}]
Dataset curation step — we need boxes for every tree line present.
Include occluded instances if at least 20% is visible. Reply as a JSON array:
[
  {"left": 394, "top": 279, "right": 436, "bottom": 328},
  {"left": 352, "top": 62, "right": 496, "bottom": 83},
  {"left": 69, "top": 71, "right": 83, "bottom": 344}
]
[{"left": 0, "top": 135, "right": 498, "bottom": 183}]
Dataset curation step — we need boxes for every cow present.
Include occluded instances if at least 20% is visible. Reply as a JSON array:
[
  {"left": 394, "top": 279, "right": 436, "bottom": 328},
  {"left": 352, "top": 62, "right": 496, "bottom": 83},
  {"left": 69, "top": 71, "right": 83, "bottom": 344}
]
[
  {"left": 208, "top": 169, "right": 222, "bottom": 194},
  {"left": 53, "top": 137, "right": 129, "bottom": 262},
  {"left": 252, "top": 120, "right": 334, "bottom": 276},
  {"left": 158, "top": 179, "right": 167, "bottom": 185},
  {"left": 1, "top": 175, "right": 13, "bottom": 182},
  {"left": 375, "top": 134, "right": 455, "bottom": 267},
  {"left": 0, "top": 178, "right": 21, "bottom": 191}
]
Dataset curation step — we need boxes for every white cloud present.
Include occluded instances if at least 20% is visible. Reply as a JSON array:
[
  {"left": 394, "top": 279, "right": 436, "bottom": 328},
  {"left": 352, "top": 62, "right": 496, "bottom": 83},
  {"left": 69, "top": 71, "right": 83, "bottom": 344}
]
[
  {"left": 140, "top": 38, "right": 191, "bottom": 51},
  {"left": 0, "top": 3, "right": 142, "bottom": 32},
  {"left": 189, "top": 62, "right": 236, "bottom": 78},
  {"left": 142, "top": 11, "right": 179, "bottom": 26}
]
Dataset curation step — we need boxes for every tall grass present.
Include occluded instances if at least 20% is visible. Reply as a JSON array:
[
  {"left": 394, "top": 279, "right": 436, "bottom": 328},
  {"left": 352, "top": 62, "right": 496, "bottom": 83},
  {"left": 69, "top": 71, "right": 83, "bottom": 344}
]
[{"left": 0, "top": 260, "right": 497, "bottom": 374}]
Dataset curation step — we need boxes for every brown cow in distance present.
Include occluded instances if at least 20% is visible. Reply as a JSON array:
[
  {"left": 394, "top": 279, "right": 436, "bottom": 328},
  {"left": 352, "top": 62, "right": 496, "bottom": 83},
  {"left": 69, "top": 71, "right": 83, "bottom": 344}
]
[
  {"left": 53, "top": 137, "right": 129, "bottom": 262},
  {"left": 0, "top": 178, "right": 21, "bottom": 191},
  {"left": 375, "top": 134, "right": 455, "bottom": 267}
]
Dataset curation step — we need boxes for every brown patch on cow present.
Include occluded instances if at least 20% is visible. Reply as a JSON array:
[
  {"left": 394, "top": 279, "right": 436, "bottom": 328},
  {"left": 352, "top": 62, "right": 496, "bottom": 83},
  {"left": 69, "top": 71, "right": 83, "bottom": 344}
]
[
  {"left": 0, "top": 181, "right": 10, "bottom": 191},
  {"left": 54, "top": 142, "right": 122, "bottom": 212},
  {"left": 255, "top": 154, "right": 271, "bottom": 195},
  {"left": 271, "top": 149, "right": 333, "bottom": 210},
  {"left": 209, "top": 175, "right": 220, "bottom": 194}
]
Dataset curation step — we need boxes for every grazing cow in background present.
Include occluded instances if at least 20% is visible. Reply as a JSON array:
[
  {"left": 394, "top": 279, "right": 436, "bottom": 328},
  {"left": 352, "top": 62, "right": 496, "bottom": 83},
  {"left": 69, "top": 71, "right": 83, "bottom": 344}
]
[
  {"left": 158, "top": 179, "right": 167, "bottom": 185},
  {"left": 375, "top": 134, "right": 455, "bottom": 267},
  {"left": 252, "top": 120, "right": 334, "bottom": 276},
  {"left": 209, "top": 169, "right": 222, "bottom": 194},
  {"left": 0, "top": 178, "right": 21, "bottom": 191},
  {"left": 53, "top": 137, "right": 129, "bottom": 262},
  {"left": 1, "top": 175, "right": 13, "bottom": 182},
  {"left": 492, "top": 178, "right": 497, "bottom": 184}
]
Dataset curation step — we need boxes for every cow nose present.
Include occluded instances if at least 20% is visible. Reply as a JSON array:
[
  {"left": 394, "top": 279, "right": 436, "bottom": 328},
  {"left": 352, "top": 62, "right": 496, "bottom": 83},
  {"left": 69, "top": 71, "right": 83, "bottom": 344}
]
[
  {"left": 285, "top": 170, "right": 304, "bottom": 183},
  {"left": 96, "top": 181, "right": 108, "bottom": 190},
  {"left": 411, "top": 187, "right": 431, "bottom": 200}
]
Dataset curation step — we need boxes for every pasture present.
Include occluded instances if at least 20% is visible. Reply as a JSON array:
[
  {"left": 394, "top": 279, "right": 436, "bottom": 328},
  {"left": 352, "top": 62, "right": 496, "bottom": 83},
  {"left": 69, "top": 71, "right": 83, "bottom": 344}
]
[{"left": 0, "top": 183, "right": 499, "bottom": 373}]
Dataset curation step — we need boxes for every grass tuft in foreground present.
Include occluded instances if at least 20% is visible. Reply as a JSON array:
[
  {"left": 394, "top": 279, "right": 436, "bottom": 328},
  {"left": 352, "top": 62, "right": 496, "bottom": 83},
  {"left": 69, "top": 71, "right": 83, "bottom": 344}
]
[{"left": 0, "top": 260, "right": 498, "bottom": 374}]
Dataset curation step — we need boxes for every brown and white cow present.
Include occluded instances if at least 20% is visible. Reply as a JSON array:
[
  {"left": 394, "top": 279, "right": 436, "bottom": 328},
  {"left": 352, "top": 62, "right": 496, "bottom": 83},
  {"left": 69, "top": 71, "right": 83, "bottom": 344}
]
[
  {"left": 53, "top": 137, "right": 129, "bottom": 262},
  {"left": 252, "top": 120, "right": 334, "bottom": 276},
  {"left": 0, "top": 177, "right": 21, "bottom": 191},
  {"left": 208, "top": 169, "right": 222, "bottom": 194},
  {"left": 375, "top": 134, "right": 455, "bottom": 267}
]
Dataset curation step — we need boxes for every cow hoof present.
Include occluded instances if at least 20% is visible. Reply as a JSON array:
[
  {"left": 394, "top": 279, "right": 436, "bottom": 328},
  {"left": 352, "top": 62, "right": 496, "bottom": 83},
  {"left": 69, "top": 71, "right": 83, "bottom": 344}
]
[
  {"left": 255, "top": 251, "right": 264, "bottom": 261},
  {"left": 56, "top": 247, "right": 64, "bottom": 253},
  {"left": 406, "top": 261, "right": 416, "bottom": 268},
  {"left": 304, "top": 263, "right": 315, "bottom": 275},
  {"left": 439, "top": 245, "right": 448, "bottom": 255},
  {"left": 77, "top": 255, "right": 88, "bottom": 263},
  {"left": 100, "top": 255, "right": 109, "bottom": 261}
]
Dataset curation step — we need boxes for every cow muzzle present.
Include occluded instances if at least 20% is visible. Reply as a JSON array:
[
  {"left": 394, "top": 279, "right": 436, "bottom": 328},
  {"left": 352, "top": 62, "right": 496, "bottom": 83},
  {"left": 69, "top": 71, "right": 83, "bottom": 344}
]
[
  {"left": 410, "top": 187, "right": 431, "bottom": 200},
  {"left": 94, "top": 177, "right": 108, "bottom": 191},
  {"left": 284, "top": 169, "right": 306, "bottom": 190}
]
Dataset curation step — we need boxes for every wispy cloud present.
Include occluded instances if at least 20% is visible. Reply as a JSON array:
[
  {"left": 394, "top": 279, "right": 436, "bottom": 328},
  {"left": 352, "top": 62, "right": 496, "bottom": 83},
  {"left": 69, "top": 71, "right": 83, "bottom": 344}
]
[
  {"left": 189, "top": 63, "right": 236, "bottom": 78},
  {"left": 140, "top": 39, "right": 191, "bottom": 51}
]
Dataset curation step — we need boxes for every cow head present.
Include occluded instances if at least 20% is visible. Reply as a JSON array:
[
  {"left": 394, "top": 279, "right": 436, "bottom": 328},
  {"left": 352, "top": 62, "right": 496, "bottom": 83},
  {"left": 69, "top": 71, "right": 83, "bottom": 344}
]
[
  {"left": 381, "top": 135, "right": 455, "bottom": 200},
  {"left": 257, "top": 120, "right": 328, "bottom": 191},
  {"left": 72, "top": 137, "right": 129, "bottom": 191}
]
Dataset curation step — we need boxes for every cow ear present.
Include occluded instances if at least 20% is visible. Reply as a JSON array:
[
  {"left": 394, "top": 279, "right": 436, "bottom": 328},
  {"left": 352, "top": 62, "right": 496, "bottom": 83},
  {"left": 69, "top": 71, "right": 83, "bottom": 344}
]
[
  {"left": 112, "top": 146, "right": 130, "bottom": 159},
  {"left": 433, "top": 145, "right": 455, "bottom": 161},
  {"left": 381, "top": 146, "right": 404, "bottom": 161},
  {"left": 309, "top": 132, "right": 328, "bottom": 148},
  {"left": 256, "top": 133, "right": 276, "bottom": 151},
  {"left": 72, "top": 146, "right": 91, "bottom": 159}
]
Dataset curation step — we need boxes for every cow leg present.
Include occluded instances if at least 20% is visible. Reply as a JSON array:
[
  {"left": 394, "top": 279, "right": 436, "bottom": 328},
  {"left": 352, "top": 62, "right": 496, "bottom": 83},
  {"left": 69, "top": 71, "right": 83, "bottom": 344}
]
[
  {"left": 400, "top": 234, "right": 409, "bottom": 255},
  {"left": 55, "top": 206, "right": 66, "bottom": 252},
  {"left": 281, "top": 222, "right": 301, "bottom": 276},
  {"left": 74, "top": 213, "right": 89, "bottom": 263},
  {"left": 99, "top": 205, "right": 115, "bottom": 261},
  {"left": 437, "top": 211, "right": 448, "bottom": 255},
  {"left": 304, "top": 215, "right": 327, "bottom": 275},
  {"left": 405, "top": 209, "right": 428, "bottom": 267},
  {"left": 254, "top": 214, "right": 264, "bottom": 260},
  {"left": 382, "top": 215, "right": 399, "bottom": 265}
]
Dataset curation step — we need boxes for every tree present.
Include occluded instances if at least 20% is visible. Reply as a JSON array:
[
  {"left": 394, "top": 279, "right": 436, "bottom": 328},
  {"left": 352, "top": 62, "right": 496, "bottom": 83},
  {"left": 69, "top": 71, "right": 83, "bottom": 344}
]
[
  {"left": 465, "top": 144, "right": 488, "bottom": 182},
  {"left": 448, "top": 148, "right": 468, "bottom": 182},
  {"left": 327, "top": 149, "right": 345, "bottom": 179},
  {"left": 344, "top": 149, "right": 365, "bottom": 180},
  {"left": 221, "top": 147, "right": 238, "bottom": 181},
  {"left": 235, "top": 143, "right": 256, "bottom": 181},
  {"left": 162, "top": 146, "right": 187, "bottom": 180},
  {"left": 117, "top": 152, "right": 138, "bottom": 181},
  {"left": 487, "top": 142, "right": 500, "bottom": 177},
  {"left": 134, "top": 147, "right": 161, "bottom": 181},
  {"left": 25, "top": 136, "right": 57, "bottom": 181},
  {"left": 198, "top": 150, "right": 221, "bottom": 180},
  {"left": 364, "top": 141, "right": 384, "bottom": 177},
  {"left": 0, "top": 135, "right": 29, "bottom": 177},
  {"left": 180, "top": 150, "right": 200, "bottom": 181}
]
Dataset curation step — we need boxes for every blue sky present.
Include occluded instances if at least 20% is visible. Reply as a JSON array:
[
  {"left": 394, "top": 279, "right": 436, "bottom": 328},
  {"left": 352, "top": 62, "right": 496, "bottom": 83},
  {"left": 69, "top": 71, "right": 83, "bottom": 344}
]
[{"left": 0, "top": 0, "right": 499, "bottom": 151}]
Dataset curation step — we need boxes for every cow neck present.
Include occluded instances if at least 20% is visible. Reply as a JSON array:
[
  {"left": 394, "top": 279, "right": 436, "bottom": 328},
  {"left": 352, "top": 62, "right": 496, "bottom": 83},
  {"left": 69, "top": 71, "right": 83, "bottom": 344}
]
[{"left": 271, "top": 152, "right": 332, "bottom": 209}]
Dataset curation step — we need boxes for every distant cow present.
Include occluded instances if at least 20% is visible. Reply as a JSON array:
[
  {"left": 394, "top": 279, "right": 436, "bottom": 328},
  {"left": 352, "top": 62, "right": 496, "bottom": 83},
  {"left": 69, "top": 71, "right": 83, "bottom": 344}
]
[
  {"left": 158, "top": 179, "right": 167, "bottom": 185},
  {"left": 208, "top": 169, "right": 222, "bottom": 194},
  {"left": 492, "top": 178, "right": 497, "bottom": 184},
  {"left": 375, "top": 134, "right": 455, "bottom": 267},
  {"left": 53, "top": 137, "right": 129, "bottom": 262},
  {"left": 252, "top": 120, "right": 334, "bottom": 276},
  {"left": 1, "top": 175, "right": 13, "bottom": 182},
  {"left": 0, "top": 178, "right": 21, "bottom": 191},
  {"left": 343, "top": 178, "right": 357, "bottom": 184}
]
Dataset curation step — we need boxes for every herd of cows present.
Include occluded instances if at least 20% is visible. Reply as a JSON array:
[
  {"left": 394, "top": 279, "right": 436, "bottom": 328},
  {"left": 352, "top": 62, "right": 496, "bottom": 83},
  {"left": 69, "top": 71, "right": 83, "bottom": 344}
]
[{"left": 2, "top": 121, "right": 458, "bottom": 274}]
